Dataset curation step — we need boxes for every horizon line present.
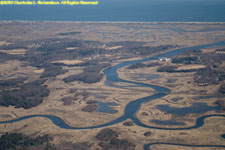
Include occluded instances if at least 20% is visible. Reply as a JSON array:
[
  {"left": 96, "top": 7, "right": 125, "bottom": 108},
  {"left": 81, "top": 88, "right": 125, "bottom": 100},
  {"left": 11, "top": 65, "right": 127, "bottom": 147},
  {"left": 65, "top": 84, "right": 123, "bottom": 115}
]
[{"left": 1, "top": 20, "right": 225, "bottom": 24}]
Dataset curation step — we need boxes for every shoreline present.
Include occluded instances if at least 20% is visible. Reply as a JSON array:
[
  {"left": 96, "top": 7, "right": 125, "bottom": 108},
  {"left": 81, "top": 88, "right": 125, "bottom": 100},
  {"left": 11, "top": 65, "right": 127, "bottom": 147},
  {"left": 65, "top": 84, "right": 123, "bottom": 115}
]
[{"left": 0, "top": 20, "right": 225, "bottom": 24}]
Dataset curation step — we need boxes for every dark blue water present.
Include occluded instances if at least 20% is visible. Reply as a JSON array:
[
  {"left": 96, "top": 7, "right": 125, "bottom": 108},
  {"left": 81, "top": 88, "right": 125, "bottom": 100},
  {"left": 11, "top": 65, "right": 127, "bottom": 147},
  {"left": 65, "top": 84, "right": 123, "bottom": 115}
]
[
  {"left": 0, "top": 0, "right": 225, "bottom": 22},
  {"left": 97, "top": 101, "right": 118, "bottom": 114},
  {"left": 151, "top": 119, "right": 186, "bottom": 126},
  {"left": 157, "top": 102, "right": 220, "bottom": 116},
  {"left": 222, "top": 134, "right": 225, "bottom": 139}
]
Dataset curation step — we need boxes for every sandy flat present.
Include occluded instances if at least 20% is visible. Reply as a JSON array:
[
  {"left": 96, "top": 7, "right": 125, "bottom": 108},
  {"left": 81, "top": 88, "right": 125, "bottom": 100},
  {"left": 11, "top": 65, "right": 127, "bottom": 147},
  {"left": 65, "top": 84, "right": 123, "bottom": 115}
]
[
  {"left": 216, "top": 51, "right": 225, "bottom": 54},
  {"left": 0, "top": 49, "right": 26, "bottom": 55},
  {"left": 177, "top": 65, "right": 206, "bottom": 70},
  {"left": 66, "top": 47, "right": 79, "bottom": 50},
  {"left": 0, "top": 41, "right": 10, "bottom": 46},
  {"left": 33, "top": 69, "right": 45, "bottom": 74},
  {"left": 106, "top": 46, "right": 123, "bottom": 50},
  {"left": 201, "top": 48, "right": 216, "bottom": 53},
  {"left": 51, "top": 60, "right": 83, "bottom": 65}
]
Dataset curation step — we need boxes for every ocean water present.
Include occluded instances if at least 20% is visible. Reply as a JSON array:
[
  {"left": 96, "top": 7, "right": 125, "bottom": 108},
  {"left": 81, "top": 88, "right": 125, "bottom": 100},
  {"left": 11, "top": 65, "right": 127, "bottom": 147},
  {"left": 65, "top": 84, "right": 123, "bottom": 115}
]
[{"left": 0, "top": 0, "right": 225, "bottom": 22}]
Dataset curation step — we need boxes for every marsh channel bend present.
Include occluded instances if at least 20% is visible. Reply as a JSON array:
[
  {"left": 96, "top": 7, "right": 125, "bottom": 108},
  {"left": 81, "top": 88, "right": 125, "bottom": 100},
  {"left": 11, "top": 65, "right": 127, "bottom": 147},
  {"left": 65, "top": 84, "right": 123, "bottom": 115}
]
[{"left": 1, "top": 41, "right": 225, "bottom": 149}]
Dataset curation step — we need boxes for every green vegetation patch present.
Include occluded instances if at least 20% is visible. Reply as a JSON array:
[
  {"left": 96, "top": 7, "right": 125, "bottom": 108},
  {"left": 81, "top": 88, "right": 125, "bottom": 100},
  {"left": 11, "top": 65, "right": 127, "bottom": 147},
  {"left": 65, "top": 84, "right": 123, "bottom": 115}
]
[
  {"left": 0, "top": 79, "right": 50, "bottom": 109},
  {"left": 172, "top": 56, "right": 198, "bottom": 64},
  {"left": 63, "top": 63, "right": 110, "bottom": 84},
  {"left": 96, "top": 128, "right": 119, "bottom": 141},
  {"left": 63, "top": 72, "right": 104, "bottom": 83},
  {"left": 0, "top": 77, "right": 27, "bottom": 87},
  {"left": 128, "top": 62, "right": 160, "bottom": 69},
  {"left": 96, "top": 128, "right": 135, "bottom": 150},
  {"left": 40, "top": 65, "right": 68, "bottom": 78},
  {"left": 218, "top": 84, "right": 225, "bottom": 95},
  {"left": 0, "top": 133, "right": 55, "bottom": 150}
]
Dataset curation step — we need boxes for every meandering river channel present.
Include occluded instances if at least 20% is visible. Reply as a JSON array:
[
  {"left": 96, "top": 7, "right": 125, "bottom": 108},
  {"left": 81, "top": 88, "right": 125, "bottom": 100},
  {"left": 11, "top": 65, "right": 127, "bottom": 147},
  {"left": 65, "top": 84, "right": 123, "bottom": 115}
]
[{"left": 1, "top": 40, "right": 225, "bottom": 149}]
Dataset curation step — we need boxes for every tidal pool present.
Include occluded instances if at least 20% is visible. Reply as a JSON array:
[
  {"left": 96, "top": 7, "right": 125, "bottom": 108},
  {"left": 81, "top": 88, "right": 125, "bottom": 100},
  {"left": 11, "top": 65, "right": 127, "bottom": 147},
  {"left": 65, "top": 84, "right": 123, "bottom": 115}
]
[{"left": 156, "top": 102, "right": 220, "bottom": 116}]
